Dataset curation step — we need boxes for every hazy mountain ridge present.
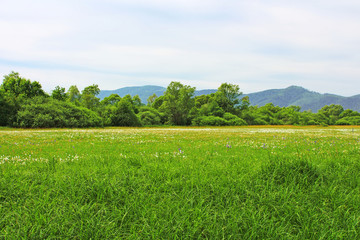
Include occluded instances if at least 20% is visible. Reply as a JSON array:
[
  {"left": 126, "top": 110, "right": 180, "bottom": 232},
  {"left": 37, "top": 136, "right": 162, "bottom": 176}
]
[
  {"left": 98, "top": 85, "right": 166, "bottom": 102},
  {"left": 245, "top": 86, "right": 360, "bottom": 112},
  {"left": 99, "top": 85, "right": 360, "bottom": 112}
]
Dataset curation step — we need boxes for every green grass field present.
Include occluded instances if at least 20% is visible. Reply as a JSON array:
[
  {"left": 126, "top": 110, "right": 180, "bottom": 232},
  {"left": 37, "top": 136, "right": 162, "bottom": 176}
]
[{"left": 1, "top": 126, "right": 360, "bottom": 239}]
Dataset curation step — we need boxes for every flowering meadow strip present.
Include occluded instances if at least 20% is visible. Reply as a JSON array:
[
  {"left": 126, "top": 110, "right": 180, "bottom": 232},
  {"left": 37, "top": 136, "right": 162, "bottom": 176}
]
[{"left": 0, "top": 155, "right": 80, "bottom": 165}]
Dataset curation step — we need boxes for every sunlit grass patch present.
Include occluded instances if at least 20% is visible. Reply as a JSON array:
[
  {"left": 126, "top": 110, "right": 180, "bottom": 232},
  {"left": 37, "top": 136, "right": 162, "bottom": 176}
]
[{"left": 0, "top": 126, "right": 360, "bottom": 238}]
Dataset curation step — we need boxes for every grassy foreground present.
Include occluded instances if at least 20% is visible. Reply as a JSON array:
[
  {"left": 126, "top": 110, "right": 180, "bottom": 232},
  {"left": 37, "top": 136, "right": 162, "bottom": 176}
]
[{"left": 0, "top": 126, "right": 360, "bottom": 239}]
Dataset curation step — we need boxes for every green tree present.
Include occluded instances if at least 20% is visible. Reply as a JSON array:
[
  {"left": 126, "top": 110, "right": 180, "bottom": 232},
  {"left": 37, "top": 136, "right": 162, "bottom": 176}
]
[
  {"left": 336, "top": 116, "right": 360, "bottom": 125},
  {"left": 215, "top": 83, "right": 242, "bottom": 114},
  {"left": 110, "top": 99, "right": 141, "bottom": 126},
  {"left": 15, "top": 97, "right": 103, "bottom": 128},
  {"left": 257, "top": 103, "right": 281, "bottom": 125},
  {"left": 275, "top": 106, "right": 301, "bottom": 125},
  {"left": 0, "top": 71, "right": 47, "bottom": 125},
  {"left": 147, "top": 93, "right": 157, "bottom": 107},
  {"left": 101, "top": 94, "right": 121, "bottom": 106},
  {"left": 0, "top": 88, "right": 13, "bottom": 126},
  {"left": 67, "top": 85, "right": 81, "bottom": 105},
  {"left": 137, "top": 106, "right": 163, "bottom": 125},
  {"left": 223, "top": 112, "right": 247, "bottom": 126},
  {"left": 199, "top": 100, "right": 224, "bottom": 117},
  {"left": 192, "top": 116, "right": 228, "bottom": 126},
  {"left": 318, "top": 104, "right": 344, "bottom": 125},
  {"left": 1, "top": 71, "right": 46, "bottom": 99},
  {"left": 51, "top": 86, "right": 67, "bottom": 101},
  {"left": 81, "top": 84, "right": 100, "bottom": 110},
  {"left": 162, "top": 82, "right": 195, "bottom": 125},
  {"left": 152, "top": 95, "right": 165, "bottom": 109},
  {"left": 339, "top": 109, "right": 360, "bottom": 118},
  {"left": 132, "top": 95, "right": 142, "bottom": 113},
  {"left": 240, "top": 96, "right": 250, "bottom": 111},
  {"left": 298, "top": 110, "right": 317, "bottom": 126},
  {"left": 194, "top": 94, "right": 213, "bottom": 108}
]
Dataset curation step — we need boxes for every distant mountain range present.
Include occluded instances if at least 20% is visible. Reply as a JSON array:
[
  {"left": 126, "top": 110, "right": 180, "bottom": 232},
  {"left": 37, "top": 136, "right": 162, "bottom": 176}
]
[
  {"left": 246, "top": 86, "right": 360, "bottom": 112},
  {"left": 99, "top": 85, "right": 360, "bottom": 112},
  {"left": 98, "top": 85, "right": 166, "bottom": 102}
]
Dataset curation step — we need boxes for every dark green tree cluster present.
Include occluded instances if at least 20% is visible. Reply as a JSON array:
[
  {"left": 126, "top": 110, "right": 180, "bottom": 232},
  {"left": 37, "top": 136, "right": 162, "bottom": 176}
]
[
  {"left": 0, "top": 72, "right": 102, "bottom": 128},
  {"left": 1, "top": 71, "right": 360, "bottom": 128}
]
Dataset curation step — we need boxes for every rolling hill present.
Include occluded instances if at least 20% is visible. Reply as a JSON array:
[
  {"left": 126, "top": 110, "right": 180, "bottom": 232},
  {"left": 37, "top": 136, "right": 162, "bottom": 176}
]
[
  {"left": 98, "top": 85, "right": 166, "bottom": 103},
  {"left": 99, "top": 85, "right": 360, "bottom": 112},
  {"left": 246, "top": 86, "right": 360, "bottom": 112}
]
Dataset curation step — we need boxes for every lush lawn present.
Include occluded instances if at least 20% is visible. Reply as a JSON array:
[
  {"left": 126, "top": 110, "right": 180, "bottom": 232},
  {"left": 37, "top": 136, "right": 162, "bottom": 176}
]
[{"left": 1, "top": 126, "right": 360, "bottom": 239}]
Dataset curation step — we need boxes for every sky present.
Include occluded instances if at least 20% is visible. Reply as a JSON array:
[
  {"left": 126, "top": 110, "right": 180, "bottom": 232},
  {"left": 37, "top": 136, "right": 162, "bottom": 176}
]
[{"left": 1, "top": 0, "right": 360, "bottom": 96}]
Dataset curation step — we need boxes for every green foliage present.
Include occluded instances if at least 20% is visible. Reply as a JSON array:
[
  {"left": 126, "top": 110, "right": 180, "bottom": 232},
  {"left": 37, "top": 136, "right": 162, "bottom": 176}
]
[
  {"left": 0, "top": 71, "right": 48, "bottom": 126},
  {"left": 199, "top": 100, "right": 224, "bottom": 117},
  {"left": 108, "top": 99, "right": 141, "bottom": 126},
  {"left": 254, "top": 104, "right": 279, "bottom": 125},
  {"left": 162, "top": 82, "right": 195, "bottom": 125},
  {"left": 1, "top": 71, "right": 46, "bottom": 99},
  {"left": 100, "top": 94, "right": 121, "bottom": 106},
  {"left": 0, "top": 89, "right": 15, "bottom": 126},
  {"left": 15, "top": 97, "right": 103, "bottom": 128},
  {"left": 275, "top": 106, "right": 301, "bottom": 125},
  {"left": 223, "top": 112, "right": 248, "bottom": 126},
  {"left": 335, "top": 116, "right": 360, "bottom": 125},
  {"left": 192, "top": 116, "right": 228, "bottom": 126},
  {"left": 67, "top": 85, "right": 81, "bottom": 105},
  {"left": 137, "top": 107, "right": 163, "bottom": 125},
  {"left": 318, "top": 104, "right": 344, "bottom": 125},
  {"left": 51, "top": 86, "right": 67, "bottom": 101},
  {"left": 81, "top": 84, "right": 100, "bottom": 110},
  {"left": 315, "top": 113, "right": 329, "bottom": 126},
  {"left": 340, "top": 109, "right": 360, "bottom": 118},
  {"left": 132, "top": 95, "right": 142, "bottom": 107},
  {"left": 194, "top": 94, "right": 213, "bottom": 108},
  {"left": 215, "top": 83, "right": 242, "bottom": 114},
  {"left": 2, "top": 71, "right": 360, "bottom": 128},
  {"left": 147, "top": 93, "right": 158, "bottom": 107},
  {"left": 297, "top": 111, "right": 317, "bottom": 126},
  {"left": 152, "top": 95, "right": 165, "bottom": 109}
]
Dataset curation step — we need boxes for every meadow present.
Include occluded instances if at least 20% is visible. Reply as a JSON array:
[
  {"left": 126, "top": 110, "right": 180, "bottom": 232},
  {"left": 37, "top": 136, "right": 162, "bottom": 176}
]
[{"left": 0, "top": 126, "right": 360, "bottom": 239}]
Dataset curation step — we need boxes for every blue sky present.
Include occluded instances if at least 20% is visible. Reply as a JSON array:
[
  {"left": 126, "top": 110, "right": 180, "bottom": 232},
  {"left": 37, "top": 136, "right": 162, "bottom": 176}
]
[{"left": 1, "top": 0, "right": 360, "bottom": 96}]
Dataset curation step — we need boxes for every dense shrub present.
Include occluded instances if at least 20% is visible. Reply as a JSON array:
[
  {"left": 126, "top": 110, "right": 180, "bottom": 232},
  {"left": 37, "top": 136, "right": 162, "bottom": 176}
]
[
  {"left": 252, "top": 118, "right": 269, "bottom": 125},
  {"left": 137, "top": 107, "right": 163, "bottom": 125},
  {"left": 0, "top": 91, "right": 15, "bottom": 126},
  {"left": 227, "top": 118, "right": 248, "bottom": 126},
  {"left": 223, "top": 112, "right": 248, "bottom": 126},
  {"left": 192, "top": 116, "right": 228, "bottom": 126},
  {"left": 15, "top": 97, "right": 103, "bottom": 128},
  {"left": 307, "top": 120, "right": 320, "bottom": 125},
  {"left": 335, "top": 116, "right": 360, "bottom": 125},
  {"left": 109, "top": 99, "right": 142, "bottom": 127}
]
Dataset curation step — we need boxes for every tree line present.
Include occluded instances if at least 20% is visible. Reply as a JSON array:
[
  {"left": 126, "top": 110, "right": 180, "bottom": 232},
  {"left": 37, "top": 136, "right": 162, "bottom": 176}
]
[{"left": 1, "top": 71, "right": 360, "bottom": 128}]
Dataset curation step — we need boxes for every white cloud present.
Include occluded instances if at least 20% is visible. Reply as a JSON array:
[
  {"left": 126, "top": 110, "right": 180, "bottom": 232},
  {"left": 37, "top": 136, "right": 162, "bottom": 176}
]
[{"left": 1, "top": 0, "right": 360, "bottom": 96}]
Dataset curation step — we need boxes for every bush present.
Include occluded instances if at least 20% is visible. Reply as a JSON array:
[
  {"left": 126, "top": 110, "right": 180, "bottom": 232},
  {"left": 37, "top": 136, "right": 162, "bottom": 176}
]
[
  {"left": 335, "top": 119, "right": 351, "bottom": 125},
  {"left": 307, "top": 120, "right": 320, "bottom": 126},
  {"left": 109, "top": 99, "right": 142, "bottom": 127},
  {"left": 15, "top": 97, "right": 103, "bottom": 128},
  {"left": 0, "top": 93, "right": 15, "bottom": 126},
  {"left": 137, "top": 107, "right": 163, "bottom": 125},
  {"left": 335, "top": 116, "right": 360, "bottom": 125},
  {"left": 227, "top": 118, "right": 248, "bottom": 126},
  {"left": 138, "top": 111, "right": 161, "bottom": 125},
  {"left": 192, "top": 116, "right": 228, "bottom": 126},
  {"left": 223, "top": 112, "right": 248, "bottom": 126},
  {"left": 253, "top": 118, "right": 269, "bottom": 125},
  {"left": 223, "top": 112, "right": 237, "bottom": 120}
]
